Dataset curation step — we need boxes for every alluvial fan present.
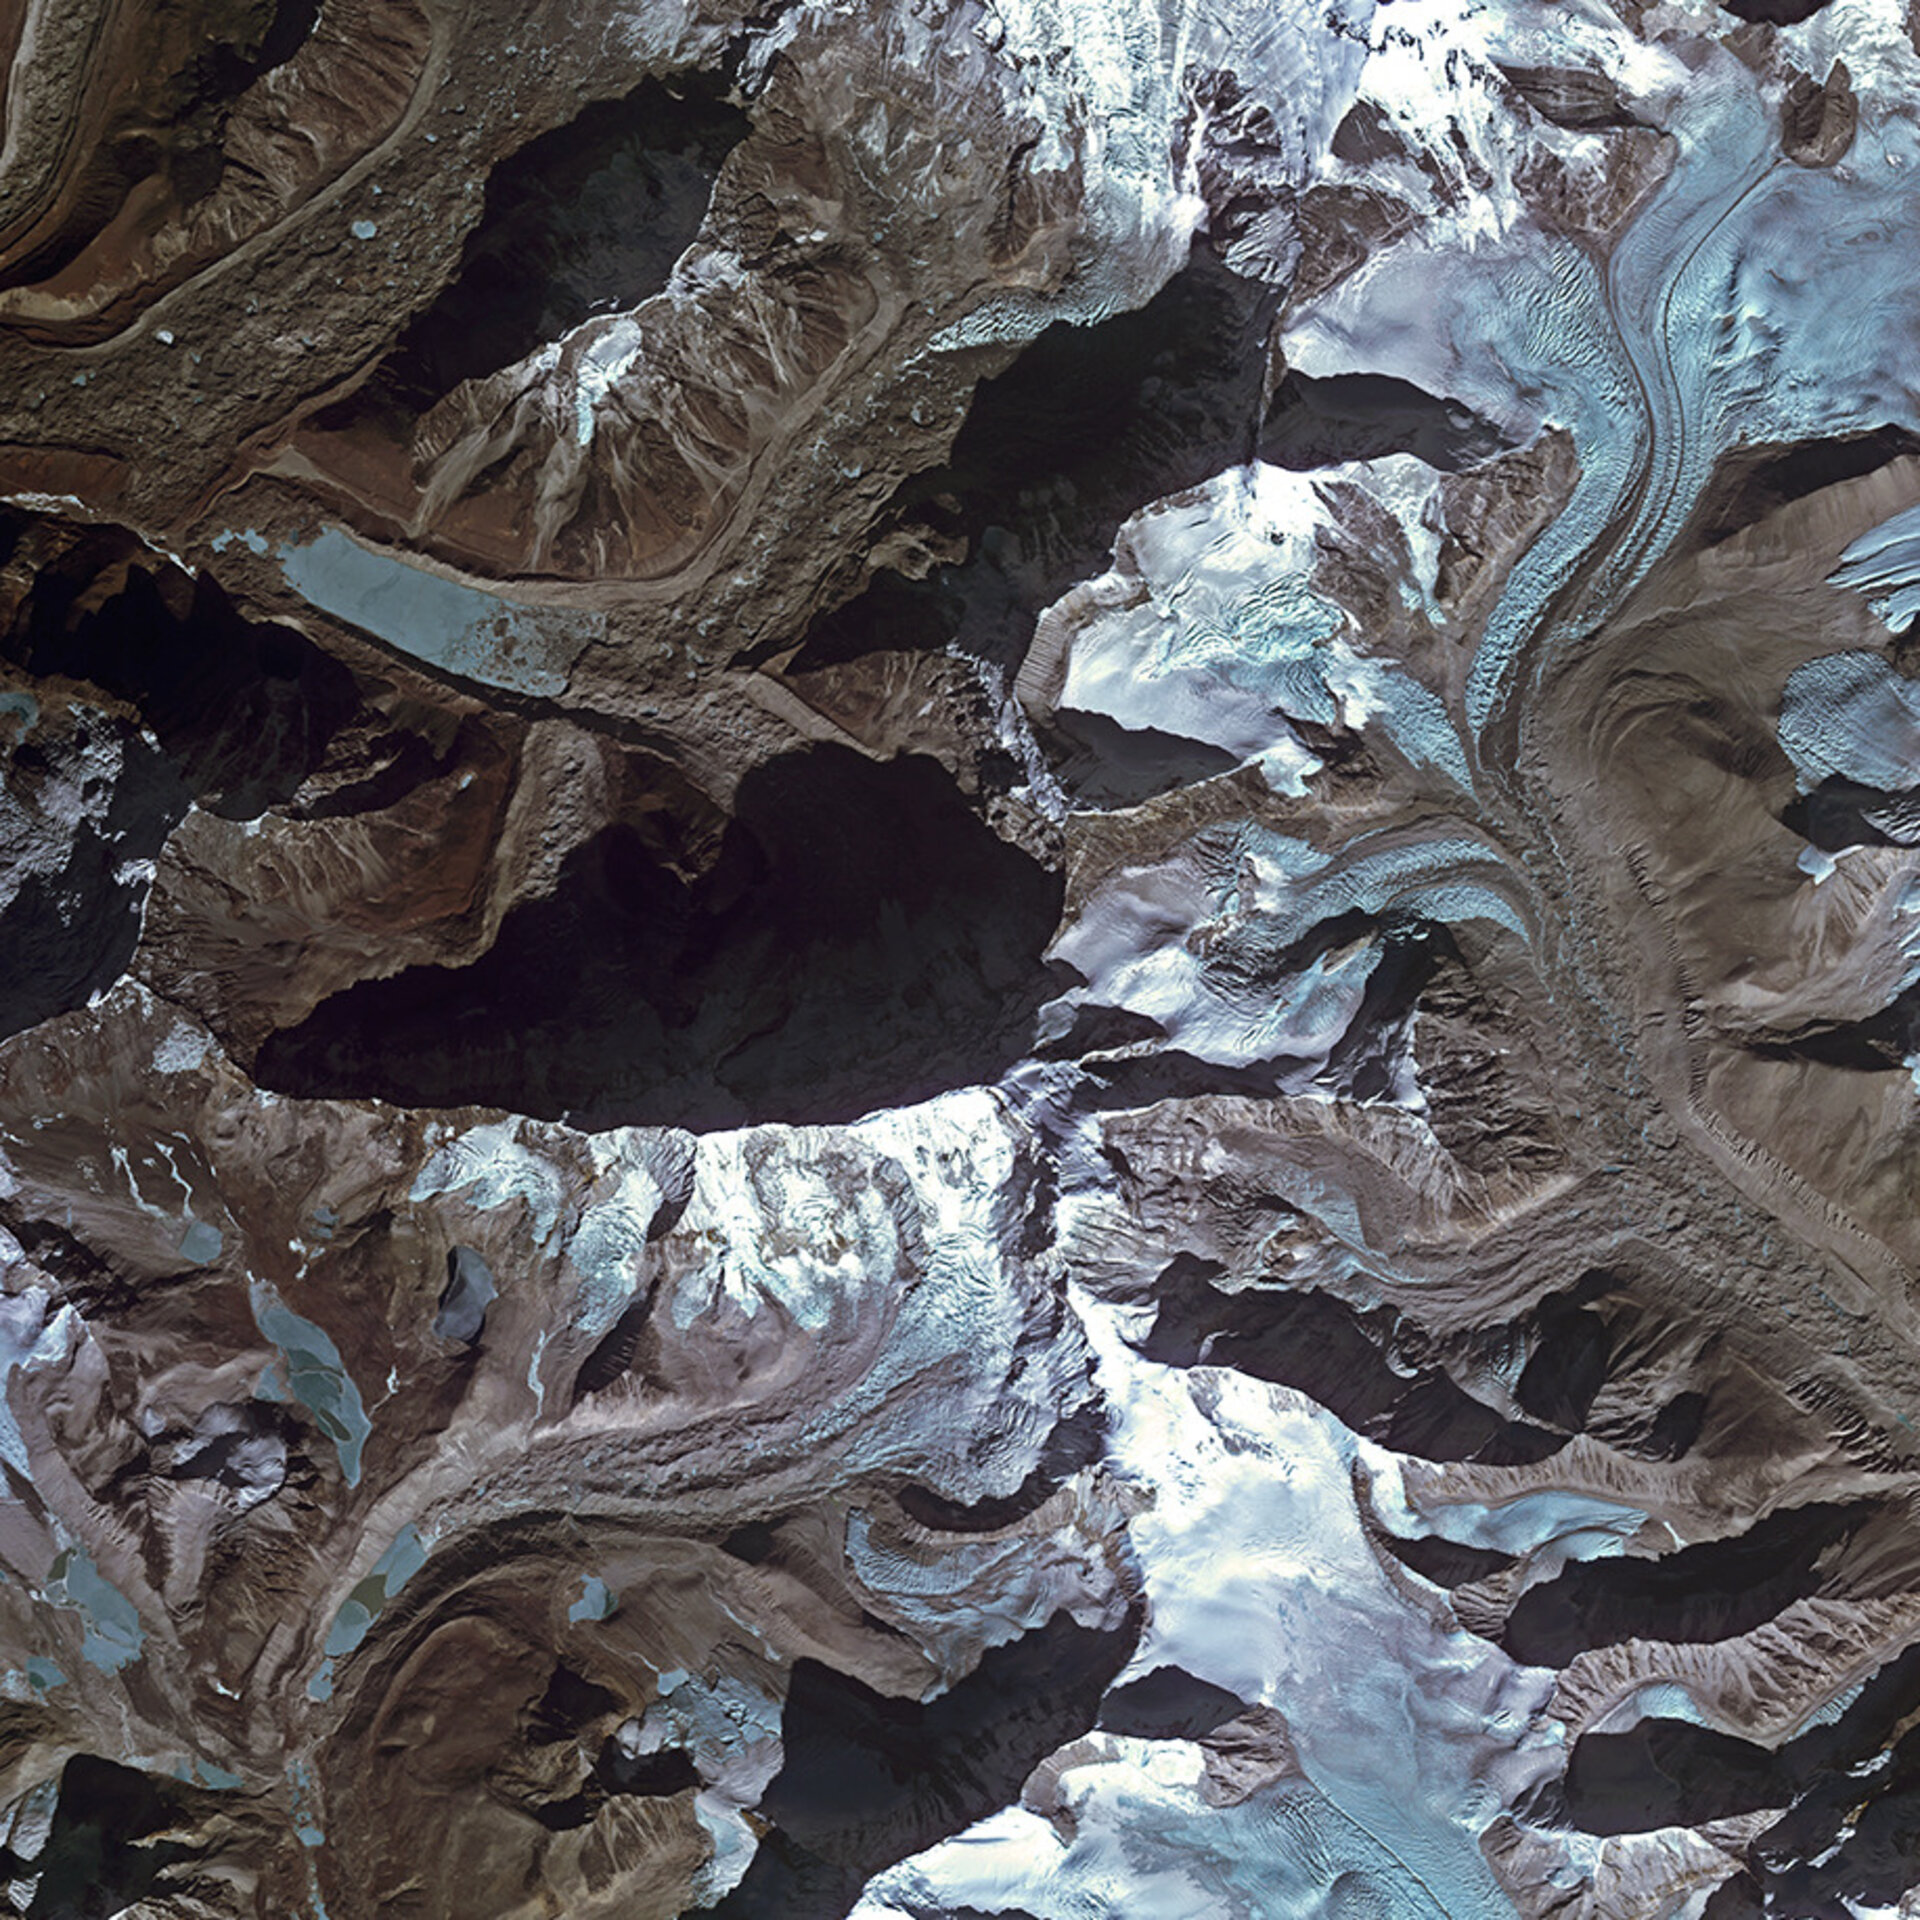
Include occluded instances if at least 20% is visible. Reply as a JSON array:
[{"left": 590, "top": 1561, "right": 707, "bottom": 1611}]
[{"left": 4, "top": 0, "right": 1920, "bottom": 1914}]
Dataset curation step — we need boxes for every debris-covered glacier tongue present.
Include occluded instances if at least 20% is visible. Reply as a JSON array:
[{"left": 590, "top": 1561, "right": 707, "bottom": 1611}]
[{"left": 10, "top": 0, "right": 1920, "bottom": 1914}]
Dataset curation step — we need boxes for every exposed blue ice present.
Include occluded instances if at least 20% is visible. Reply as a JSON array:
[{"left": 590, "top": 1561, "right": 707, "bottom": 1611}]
[
  {"left": 1780, "top": 651, "right": 1920, "bottom": 792},
  {"left": 860, "top": 1316, "right": 1557, "bottom": 1920},
  {"left": 859, "top": 1759, "right": 1477, "bottom": 1920},
  {"left": 1289, "top": 37, "right": 1920, "bottom": 746},
  {"left": 0, "top": 1292, "right": 71, "bottom": 1477},
  {"left": 1832, "top": 502, "right": 1920, "bottom": 635},
  {"left": 410, "top": 1120, "right": 568, "bottom": 1246},
  {"left": 570, "top": 1143, "right": 676, "bottom": 1337},
  {"left": 1462, "top": 74, "right": 1775, "bottom": 733},
  {"left": 1048, "top": 460, "right": 1476, "bottom": 793},
  {"left": 1227, "top": 574, "right": 1474, "bottom": 789},
  {"left": 1233, "top": 824, "right": 1529, "bottom": 947},
  {"left": 1408, "top": 1487, "right": 1646, "bottom": 1563}
]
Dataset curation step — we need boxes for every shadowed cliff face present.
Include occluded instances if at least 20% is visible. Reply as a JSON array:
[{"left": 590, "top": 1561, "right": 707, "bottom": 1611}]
[
  {"left": 310, "top": 76, "right": 749, "bottom": 431},
  {"left": 10, "top": 1755, "right": 203, "bottom": 1917},
  {"left": 0, "top": 517, "right": 360, "bottom": 819},
  {"left": 254, "top": 746, "right": 1062, "bottom": 1128},
  {"left": 0, "top": 518, "right": 367, "bottom": 1040},
  {"left": 782, "top": 252, "right": 1284, "bottom": 677},
  {"left": 787, "top": 254, "right": 1511, "bottom": 684},
  {"left": 8, "top": 0, "right": 1920, "bottom": 1916},
  {"left": 698, "top": 1612, "right": 1136, "bottom": 1920},
  {"left": 1502, "top": 1502, "right": 1870, "bottom": 1664}
]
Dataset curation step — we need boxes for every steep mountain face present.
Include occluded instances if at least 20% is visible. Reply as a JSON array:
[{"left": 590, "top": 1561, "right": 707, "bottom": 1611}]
[{"left": 3, "top": 0, "right": 1920, "bottom": 1914}]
